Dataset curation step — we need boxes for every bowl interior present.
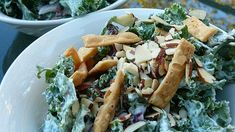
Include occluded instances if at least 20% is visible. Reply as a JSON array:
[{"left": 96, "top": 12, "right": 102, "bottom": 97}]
[{"left": 0, "top": 8, "right": 234, "bottom": 132}]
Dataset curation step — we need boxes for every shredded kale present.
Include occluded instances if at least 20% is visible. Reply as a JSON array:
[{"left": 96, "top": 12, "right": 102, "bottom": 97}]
[
  {"left": 0, "top": 0, "right": 115, "bottom": 20},
  {"left": 159, "top": 3, "right": 187, "bottom": 25},
  {"left": 109, "top": 119, "right": 124, "bottom": 132},
  {"left": 98, "top": 66, "right": 117, "bottom": 88},
  {"left": 43, "top": 73, "right": 77, "bottom": 132},
  {"left": 129, "top": 22, "right": 155, "bottom": 40},
  {"left": 95, "top": 46, "right": 111, "bottom": 61},
  {"left": 37, "top": 56, "right": 74, "bottom": 83}
]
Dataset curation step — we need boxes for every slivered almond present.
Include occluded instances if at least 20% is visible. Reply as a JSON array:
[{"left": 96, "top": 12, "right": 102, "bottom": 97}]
[
  {"left": 197, "top": 68, "right": 216, "bottom": 83},
  {"left": 119, "top": 113, "right": 131, "bottom": 122},
  {"left": 169, "top": 28, "right": 175, "bottom": 35},
  {"left": 165, "top": 48, "right": 176, "bottom": 55},
  {"left": 179, "top": 108, "right": 187, "bottom": 119},
  {"left": 135, "top": 88, "right": 142, "bottom": 97},
  {"left": 81, "top": 98, "right": 93, "bottom": 109},
  {"left": 194, "top": 57, "right": 203, "bottom": 67}
]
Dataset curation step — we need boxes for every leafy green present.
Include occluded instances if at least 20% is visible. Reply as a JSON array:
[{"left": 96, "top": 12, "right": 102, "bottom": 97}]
[
  {"left": 138, "top": 121, "right": 158, "bottom": 132},
  {"left": 43, "top": 73, "right": 77, "bottom": 132},
  {"left": 37, "top": 56, "right": 74, "bottom": 83},
  {"left": 72, "top": 104, "right": 90, "bottom": 132},
  {"left": 129, "top": 22, "right": 155, "bottom": 40},
  {"left": 97, "top": 66, "right": 117, "bottom": 88},
  {"left": 159, "top": 3, "right": 187, "bottom": 25},
  {"left": 109, "top": 119, "right": 124, "bottom": 132},
  {"left": 0, "top": 0, "right": 115, "bottom": 20},
  {"left": 182, "top": 100, "right": 234, "bottom": 131},
  {"left": 124, "top": 72, "right": 138, "bottom": 87},
  {"left": 95, "top": 46, "right": 111, "bottom": 61}
]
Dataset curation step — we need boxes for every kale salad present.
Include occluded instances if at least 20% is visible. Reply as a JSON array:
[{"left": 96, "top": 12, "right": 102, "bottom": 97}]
[
  {"left": 0, "top": 0, "right": 116, "bottom": 20},
  {"left": 37, "top": 4, "right": 235, "bottom": 132}
]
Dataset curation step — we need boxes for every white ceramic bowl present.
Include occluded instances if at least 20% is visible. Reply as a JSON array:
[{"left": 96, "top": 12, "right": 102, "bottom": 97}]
[
  {"left": 0, "top": 0, "right": 127, "bottom": 36},
  {"left": 0, "top": 8, "right": 234, "bottom": 132}
]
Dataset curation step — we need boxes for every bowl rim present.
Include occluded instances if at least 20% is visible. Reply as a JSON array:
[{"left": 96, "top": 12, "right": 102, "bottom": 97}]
[{"left": 0, "top": 0, "right": 127, "bottom": 26}]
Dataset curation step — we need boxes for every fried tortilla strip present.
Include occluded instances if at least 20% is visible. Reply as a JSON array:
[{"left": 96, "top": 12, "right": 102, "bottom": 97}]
[
  {"left": 70, "top": 62, "right": 88, "bottom": 87},
  {"left": 184, "top": 16, "right": 217, "bottom": 42},
  {"left": 64, "top": 47, "right": 81, "bottom": 70},
  {"left": 149, "top": 39, "right": 195, "bottom": 108},
  {"left": 86, "top": 58, "right": 96, "bottom": 71},
  {"left": 78, "top": 47, "right": 98, "bottom": 62},
  {"left": 82, "top": 32, "right": 141, "bottom": 48},
  {"left": 88, "top": 59, "right": 117, "bottom": 75},
  {"left": 94, "top": 70, "right": 124, "bottom": 132}
]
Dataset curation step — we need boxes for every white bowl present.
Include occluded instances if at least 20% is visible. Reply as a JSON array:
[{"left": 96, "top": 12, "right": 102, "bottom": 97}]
[
  {"left": 0, "top": 0, "right": 127, "bottom": 36},
  {"left": 0, "top": 8, "right": 234, "bottom": 132}
]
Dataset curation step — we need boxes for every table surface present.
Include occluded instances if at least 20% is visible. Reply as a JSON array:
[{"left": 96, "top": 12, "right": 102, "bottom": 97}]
[{"left": 0, "top": 0, "right": 234, "bottom": 82}]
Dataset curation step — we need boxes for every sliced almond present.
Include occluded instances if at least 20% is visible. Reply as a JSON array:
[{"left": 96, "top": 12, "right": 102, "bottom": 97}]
[
  {"left": 126, "top": 50, "right": 135, "bottom": 60},
  {"left": 169, "top": 28, "right": 175, "bottom": 35},
  {"left": 164, "top": 103, "right": 170, "bottom": 113},
  {"left": 158, "top": 61, "right": 166, "bottom": 76},
  {"left": 155, "top": 36, "right": 166, "bottom": 44},
  {"left": 165, "top": 48, "right": 176, "bottom": 55},
  {"left": 91, "top": 102, "right": 99, "bottom": 116},
  {"left": 164, "top": 60, "right": 169, "bottom": 72},
  {"left": 124, "top": 121, "right": 146, "bottom": 132},
  {"left": 160, "top": 39, "right": 180, "bottom": 48},
  {"left": 152, "top": 106, "right": 163, "bottom": 113},
  {"left": 114, "top": 43, "right": 123, "bottom": 51},
  {"left": 135, "top": 88, "right": 142, "bottom": 97},
  {"left": 135, "top": 45, "right": 152, "bottom": 64},
  {"left": 142, "top": 87, "right": 154, "bottom": 96},
  {"left": 116, "top": 51, "right": 126, "bottom": 58},
  {"left": 117, "top": 57, "right": 126, "bottom": 70},
  {"left": 145, "top": 112, "right": 160, "bottom": 119},
  {"left": 165, "top": 34, "right": 173, "bottom": 41},
  {"left": 168, "top": 114, "right": 176, "bottom": 127},
  {"left": 81, "top": 98, "right": 93, "bottom": 109},
  {"left": 185, "top": 60, "right": 193, "bottom": 85},
  {"left": 123, "top": 45, "right": 135, "bottom": 51},
  {"left": 179, "top": 108, "right": 187, "bottom": 119},
  {"left": 72, "top": 101, "right": 80, "bottom": 115},
  {"left": 119, "top": 113, "right": 131, "bottom": 122},
  {"left": 194, "top": 57, "right": 203, "bottom": 67},
  {"left": 151, "top": 79, "right": 159, "bottom": 91},
  {"left": 197, "top": 68, "right": 216, "bottom": 83},
  {"left": 123, "top": 63, "right": 139, "bottom": 77},
  {"left": 189, "top": 9, "right": 207, "bottom": 20}
]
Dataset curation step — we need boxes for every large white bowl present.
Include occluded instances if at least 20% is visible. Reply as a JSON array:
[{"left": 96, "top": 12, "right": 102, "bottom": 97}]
[
  {"left": 0, "top": 8, "right": 234, "bottom": 132},
  {"left": 0, "top": 0, "right": 127, "bottom": 36}
]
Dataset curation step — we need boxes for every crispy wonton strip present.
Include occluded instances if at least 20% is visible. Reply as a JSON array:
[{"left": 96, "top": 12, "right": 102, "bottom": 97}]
[
  {"left": 64, "top": 47, "right": 81, "bottom": 70},
  {"left": 149, "top": 39, "right": 195, "bottom": 108},
  {"left": 78, "top": 47, "right": 98, "bottom": 62},
  {"left": 82, "top": 32, "right": 141, "bottom": 48},
  {"left": 184, "top": 16, "right": 217, "bottom": 42},
  {"left": 70, "top": 62, "right": 88, "bottom": 87},
  {"left": 94, "top": 70, "right": 124, "bottom": 132},
  {"left": 88, "top": 59, "right": 117, "bottom": 75}
]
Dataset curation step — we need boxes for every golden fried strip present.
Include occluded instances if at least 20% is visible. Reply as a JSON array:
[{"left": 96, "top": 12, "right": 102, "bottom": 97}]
[
  {"left": 93, "top": 70, "right": 124, "bottom": 132},
  {"left": 64, "top": 47, "right": 81, "bottom": 70},
  {"left": 82, "top": 32, "right": 141, "bottom": 48},
  {"left": 184, "top": 16, "right": 217, "bottom": 42},
  {"left": 149, "top": 39, "right": 195, "bottom": 108},
  {"left": 78, "top": 47, "right": 98, "bottom": 62},
  {"left": 88, "top": 59, "right": 117, "bottom": 75},
  {"left": 70, "top": 62, "right": 88, "bottom": 87}
]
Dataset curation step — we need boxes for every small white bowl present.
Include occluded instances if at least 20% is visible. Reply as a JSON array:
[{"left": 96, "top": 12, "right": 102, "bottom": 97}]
[{"left": 0, "top": 0, "right": 127, "bottom": 36}]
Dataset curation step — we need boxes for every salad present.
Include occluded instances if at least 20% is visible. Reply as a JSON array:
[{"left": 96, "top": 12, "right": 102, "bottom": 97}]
[
  {"left": 37, "top": 4, "right": 235, "bottom": 132},
  {"left": 0, "top": 0, "right": 116, "bottom": 20}
]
